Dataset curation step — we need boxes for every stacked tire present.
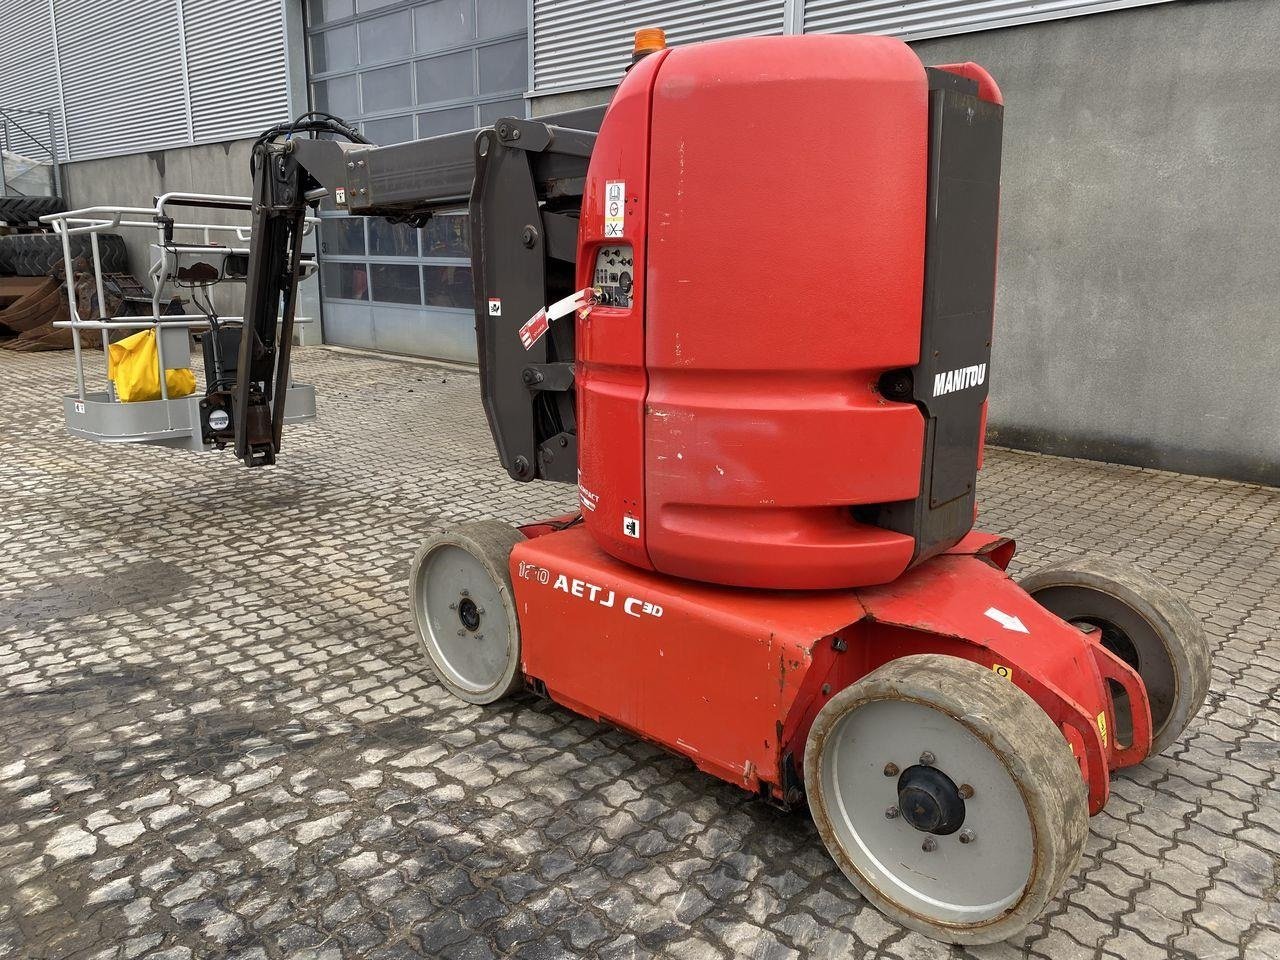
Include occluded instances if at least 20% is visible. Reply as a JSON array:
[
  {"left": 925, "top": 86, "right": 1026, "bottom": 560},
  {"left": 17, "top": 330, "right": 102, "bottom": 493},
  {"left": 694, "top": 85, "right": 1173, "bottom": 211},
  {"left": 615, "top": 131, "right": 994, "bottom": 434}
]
[{"left": 0, "top": 233, "right": 128, "bottom": 277}]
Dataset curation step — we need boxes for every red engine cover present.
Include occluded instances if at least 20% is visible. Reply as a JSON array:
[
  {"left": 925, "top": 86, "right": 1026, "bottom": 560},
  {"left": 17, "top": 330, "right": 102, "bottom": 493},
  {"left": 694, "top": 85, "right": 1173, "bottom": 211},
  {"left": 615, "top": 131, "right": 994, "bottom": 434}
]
[{"left": 577, "top": 36, "right": 934, "bottom": 589}]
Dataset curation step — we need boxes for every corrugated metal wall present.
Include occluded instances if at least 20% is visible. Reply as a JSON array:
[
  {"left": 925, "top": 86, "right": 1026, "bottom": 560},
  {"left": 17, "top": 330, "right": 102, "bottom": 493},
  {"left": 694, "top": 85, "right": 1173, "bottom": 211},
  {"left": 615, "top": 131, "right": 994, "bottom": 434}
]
[
  {"left": 533, "top": 0, "right": 785, "bottom": 93},
  {"left": 531, "top": 0, "right": 1173, "bottom": 93},
  {"left": 0, "top": 0, "right": 65, "bottom": 158},
  {"left": 803, "top": 0, "right": 1175, "bottom": 41},
  {"left": 0, "top": 0, "right": 289, "bottom": 163},
  {"left": 183, "top": 0, "right": 291, "bottom": 144}
]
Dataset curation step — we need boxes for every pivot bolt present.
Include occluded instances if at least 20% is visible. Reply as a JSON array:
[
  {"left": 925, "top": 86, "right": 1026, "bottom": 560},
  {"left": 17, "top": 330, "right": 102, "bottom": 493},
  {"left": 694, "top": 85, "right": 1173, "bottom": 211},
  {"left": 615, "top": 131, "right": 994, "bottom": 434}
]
[
  {"left": 883, "top": 762, "right": 899, "bottom": 777},
  {"left": 959, "top": 829, "right": 976, "bottom": 844},
  {"left": 884, "top": 805, "right": 898, "bottom": 819},
  {"left": 959, "top": 784, "right": 974, "bottom": 799},
  {"left": 919, "top": 751, "right": 936, "bottom": 766},
  {"left": 921, "top": 837, "right": 937, "bottom": 853}
]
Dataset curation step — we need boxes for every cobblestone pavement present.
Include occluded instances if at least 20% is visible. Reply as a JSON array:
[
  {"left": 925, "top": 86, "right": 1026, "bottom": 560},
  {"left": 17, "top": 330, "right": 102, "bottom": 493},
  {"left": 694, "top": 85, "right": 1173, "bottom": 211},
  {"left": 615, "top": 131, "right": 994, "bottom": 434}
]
[{"left": 1, "top": 346, "right": 1277, "bottom": 960}]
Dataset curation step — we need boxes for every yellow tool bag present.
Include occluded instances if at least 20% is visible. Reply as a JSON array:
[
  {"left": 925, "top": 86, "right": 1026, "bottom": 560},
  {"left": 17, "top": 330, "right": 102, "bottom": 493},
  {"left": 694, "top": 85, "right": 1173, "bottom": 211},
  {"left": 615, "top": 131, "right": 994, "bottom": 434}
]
[{"left": 108, "top": 329, "right": 197, "bottom": 402}]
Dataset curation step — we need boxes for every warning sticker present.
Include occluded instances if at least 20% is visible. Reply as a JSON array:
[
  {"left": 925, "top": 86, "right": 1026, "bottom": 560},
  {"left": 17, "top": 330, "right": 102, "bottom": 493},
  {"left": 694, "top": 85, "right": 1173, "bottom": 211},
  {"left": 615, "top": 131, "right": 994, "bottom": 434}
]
[
  {"left": 604, "top": 180, "right": 625, "bottom": 237},
  {"left": 334, "top": 187, "right": 346, "bottom": 205},
  {"left": 991, "top": 663, "right": 1014, "bottom": 681},
  {"left": 519, "top": 309, "right": 548, "bottom": 349},
  {"left": 1096, "top": 711, "right": 1108, "bottom": 747},
  {"left": 488, "top": 298, "right": 502, "bottom": 316},
  {"left": 622, "top": 515, "right": 641, "bottom": 539}
]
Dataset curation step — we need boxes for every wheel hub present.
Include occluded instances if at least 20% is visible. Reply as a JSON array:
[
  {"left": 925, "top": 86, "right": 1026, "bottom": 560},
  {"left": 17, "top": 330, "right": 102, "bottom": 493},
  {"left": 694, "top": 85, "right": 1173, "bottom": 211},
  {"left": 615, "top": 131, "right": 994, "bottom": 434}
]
[
  {"left": 458, "top": 596, "right": 481, "bottom": 631},
  {"left": 897, "top": 763, "right": 966, "bottom": 835}
]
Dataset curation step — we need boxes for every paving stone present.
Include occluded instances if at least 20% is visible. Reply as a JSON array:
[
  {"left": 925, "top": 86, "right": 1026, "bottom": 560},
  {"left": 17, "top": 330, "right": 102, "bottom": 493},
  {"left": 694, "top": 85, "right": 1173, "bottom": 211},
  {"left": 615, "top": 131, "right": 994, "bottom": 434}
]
[{"left": 0, "top": 347, "right": 1274, "bottom": 960}]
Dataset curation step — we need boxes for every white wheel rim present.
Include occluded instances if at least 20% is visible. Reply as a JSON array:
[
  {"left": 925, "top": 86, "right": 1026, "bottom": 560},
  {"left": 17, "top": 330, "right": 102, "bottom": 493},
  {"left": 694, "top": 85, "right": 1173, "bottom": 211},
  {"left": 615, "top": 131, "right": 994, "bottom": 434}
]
[
  {"left": 818, "top": 697, "right": 1035, "bottom": 926},
  {"left": 414, "top": 543, "right": 514, "bottom": 695}
]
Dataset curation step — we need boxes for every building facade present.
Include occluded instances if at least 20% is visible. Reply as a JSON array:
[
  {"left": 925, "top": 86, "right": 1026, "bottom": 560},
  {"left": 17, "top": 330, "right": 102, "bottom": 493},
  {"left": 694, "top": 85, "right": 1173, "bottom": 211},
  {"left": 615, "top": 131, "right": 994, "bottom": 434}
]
[{"left": 0, "top": 0, "right": 1275, "bottom": 484}]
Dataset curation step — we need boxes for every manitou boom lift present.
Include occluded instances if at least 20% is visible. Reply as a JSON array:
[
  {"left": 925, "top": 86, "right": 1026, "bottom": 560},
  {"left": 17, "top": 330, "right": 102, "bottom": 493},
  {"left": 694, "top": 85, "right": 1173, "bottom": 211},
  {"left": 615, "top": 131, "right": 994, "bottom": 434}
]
[{"left": 223, "top": 32, "right": 1209, "bottom": 944}]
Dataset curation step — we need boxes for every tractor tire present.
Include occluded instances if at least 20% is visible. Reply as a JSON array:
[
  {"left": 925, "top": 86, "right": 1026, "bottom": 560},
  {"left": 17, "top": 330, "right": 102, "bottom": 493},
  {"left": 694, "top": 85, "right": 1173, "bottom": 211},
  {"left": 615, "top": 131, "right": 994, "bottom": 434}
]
[
  {"left": 805, "top": 653, "right": 1088, "bottom": 945},
  {"left": 1020, "top": 558, "right": 1210, "bottom": 756},
  {"left": 408, "top": 521, "right": 526, "bottom": 705},
  {"left": 0, "top": 232, "right": 128, "bottom": 277}
]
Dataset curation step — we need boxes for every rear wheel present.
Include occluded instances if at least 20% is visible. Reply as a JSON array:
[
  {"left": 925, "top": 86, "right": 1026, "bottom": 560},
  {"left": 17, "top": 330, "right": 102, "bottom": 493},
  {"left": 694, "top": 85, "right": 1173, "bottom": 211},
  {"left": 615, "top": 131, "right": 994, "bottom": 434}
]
[
  {"left": 1020, "top": 558, "right": 1209, "bottom": 756},
  {"left": 805, "top": 654, "right": 1088, "bottom": 945},
  {"left": 409, "top": 521, "right": 525, "bottom": 704}
]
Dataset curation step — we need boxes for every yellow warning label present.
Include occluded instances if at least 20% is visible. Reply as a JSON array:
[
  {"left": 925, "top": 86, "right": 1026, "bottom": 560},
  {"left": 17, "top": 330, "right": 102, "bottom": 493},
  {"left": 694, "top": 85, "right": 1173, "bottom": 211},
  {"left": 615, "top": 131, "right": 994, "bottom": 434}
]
[
  {"left": 991, "top": 663, "right": 1013, "bottom": 681},
  {"left": 1096, "top": 711, "right": 1108, "bottom": 747}
]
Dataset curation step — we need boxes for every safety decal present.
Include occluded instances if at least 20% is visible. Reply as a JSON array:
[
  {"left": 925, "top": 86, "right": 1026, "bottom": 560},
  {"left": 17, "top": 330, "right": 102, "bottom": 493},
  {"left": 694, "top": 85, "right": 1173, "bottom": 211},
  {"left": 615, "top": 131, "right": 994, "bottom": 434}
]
[
  {"left": 622, "top": 515, "right": 641, "bottom": 539},
  {"left": 519, "top": 288, "right": 595, "bottom": 350},
  {"left": 991, "top": 663, "right": 1014, "bottom": 681},
  {"left": 604, "top": 180, "right": 625, "bottom": 237},
  {"left": 1096, "top": 711, "right": 1108, "bottom": 747},
  {"left": 488, "top": 298, "right": 502, "bottom": 316},
  {"left": 984, "top": 606, "right": 1029, "bottom": 634},
  {"left": 334, "top": 187, "right": 346, "bottom": 205}
]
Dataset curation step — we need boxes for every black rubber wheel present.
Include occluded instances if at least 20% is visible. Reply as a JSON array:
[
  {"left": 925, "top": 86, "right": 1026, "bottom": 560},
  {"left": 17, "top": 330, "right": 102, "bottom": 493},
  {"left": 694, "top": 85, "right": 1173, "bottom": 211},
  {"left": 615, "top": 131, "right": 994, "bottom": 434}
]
[
  {"left": 805, "top": 654, "right": 1088, "bottom": 945},
  {"left": 1020, "top": 558, "right": 1209, "bottom": 756},
  {"left": 0, "top": 232, "right": 128, "bottom": 277},
  {"left": 408, "top": 522, "right": 525, "bottom": 705}
]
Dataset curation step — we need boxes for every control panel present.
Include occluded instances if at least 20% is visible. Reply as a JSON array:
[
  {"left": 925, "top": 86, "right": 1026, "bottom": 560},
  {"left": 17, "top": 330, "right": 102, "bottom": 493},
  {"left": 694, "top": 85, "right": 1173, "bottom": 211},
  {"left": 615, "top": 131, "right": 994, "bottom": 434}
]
[{"left": 592, "top": 245, "right": 634, "bottom": 308}]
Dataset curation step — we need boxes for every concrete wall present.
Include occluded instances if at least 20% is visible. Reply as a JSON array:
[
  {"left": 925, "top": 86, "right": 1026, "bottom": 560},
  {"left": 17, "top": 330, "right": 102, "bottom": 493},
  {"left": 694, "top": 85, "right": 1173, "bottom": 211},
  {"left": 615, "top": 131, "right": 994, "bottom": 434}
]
[
  {"left": 60, "top": 140, "right": 324, "bottom": 346},
  {"left": 911, "top": 0, "right": 1279, "bottom": 486},
  {"left": 533, "top": 0, "right": 1279, "bottom": 486}
]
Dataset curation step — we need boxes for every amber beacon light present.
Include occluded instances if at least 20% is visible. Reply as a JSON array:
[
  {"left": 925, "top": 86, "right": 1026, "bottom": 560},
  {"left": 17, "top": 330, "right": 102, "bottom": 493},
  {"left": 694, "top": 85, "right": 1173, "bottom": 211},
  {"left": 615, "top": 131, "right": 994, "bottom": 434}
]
[{"left": 632, "top": 27, "right": 667, "bottom": 61}]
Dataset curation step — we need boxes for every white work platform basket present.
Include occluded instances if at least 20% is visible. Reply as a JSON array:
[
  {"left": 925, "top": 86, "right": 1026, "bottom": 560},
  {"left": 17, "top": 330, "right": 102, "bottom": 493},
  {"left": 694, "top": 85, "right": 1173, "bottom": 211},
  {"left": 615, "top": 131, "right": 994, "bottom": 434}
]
[{"left": 41, "top": 193, "right": 318, "bottom": 453}]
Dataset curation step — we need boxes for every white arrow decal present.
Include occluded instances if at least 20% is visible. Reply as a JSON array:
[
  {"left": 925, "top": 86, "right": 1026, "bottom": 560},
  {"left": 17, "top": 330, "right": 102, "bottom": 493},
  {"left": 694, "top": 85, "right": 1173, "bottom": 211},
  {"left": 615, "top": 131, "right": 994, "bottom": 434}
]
[{"left": 984, "top": 607, "right": 1029, "bottom": 634}]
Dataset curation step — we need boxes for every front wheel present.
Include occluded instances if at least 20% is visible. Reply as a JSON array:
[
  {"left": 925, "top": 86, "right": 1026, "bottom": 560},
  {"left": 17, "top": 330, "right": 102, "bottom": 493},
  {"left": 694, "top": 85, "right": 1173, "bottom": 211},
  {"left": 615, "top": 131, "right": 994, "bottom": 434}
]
[
  {"left": 804, "top": 654, "right": 1088, "bottom": 945},
  {"left": 1020, "top": 558, "right": 1210, "bottom": 756},
  {"left": 408, "top": 521, "right": 525, "bottom": 705}
]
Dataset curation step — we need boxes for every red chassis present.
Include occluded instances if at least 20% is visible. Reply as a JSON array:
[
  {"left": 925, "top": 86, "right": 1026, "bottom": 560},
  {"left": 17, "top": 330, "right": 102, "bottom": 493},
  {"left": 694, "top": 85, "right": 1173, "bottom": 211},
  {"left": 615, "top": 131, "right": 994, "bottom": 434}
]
[{"left": 511, "top": 517, "right": 1151, "bottom": 816}]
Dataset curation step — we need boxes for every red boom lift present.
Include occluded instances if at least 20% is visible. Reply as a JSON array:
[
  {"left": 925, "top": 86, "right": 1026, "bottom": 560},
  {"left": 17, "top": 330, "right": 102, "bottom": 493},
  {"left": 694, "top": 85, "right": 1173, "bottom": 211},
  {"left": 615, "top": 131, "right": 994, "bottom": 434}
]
[{"left": 212, "top": 30, "right": 1208, "bottom": 944}]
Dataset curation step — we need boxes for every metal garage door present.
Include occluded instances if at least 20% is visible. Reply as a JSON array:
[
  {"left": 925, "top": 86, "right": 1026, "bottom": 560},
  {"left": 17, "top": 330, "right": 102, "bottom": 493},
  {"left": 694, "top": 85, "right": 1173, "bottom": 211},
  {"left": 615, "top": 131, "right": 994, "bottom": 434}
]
[{"left": 306, "top": 0, "right": 529, "bottom": 360}]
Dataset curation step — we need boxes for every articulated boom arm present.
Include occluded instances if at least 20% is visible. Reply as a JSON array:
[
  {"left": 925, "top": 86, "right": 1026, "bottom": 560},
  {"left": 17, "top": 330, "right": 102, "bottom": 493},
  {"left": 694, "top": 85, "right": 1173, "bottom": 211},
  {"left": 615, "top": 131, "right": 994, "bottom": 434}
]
[{"left": 235, "top": 107, "right": 603, "bottom": 476}]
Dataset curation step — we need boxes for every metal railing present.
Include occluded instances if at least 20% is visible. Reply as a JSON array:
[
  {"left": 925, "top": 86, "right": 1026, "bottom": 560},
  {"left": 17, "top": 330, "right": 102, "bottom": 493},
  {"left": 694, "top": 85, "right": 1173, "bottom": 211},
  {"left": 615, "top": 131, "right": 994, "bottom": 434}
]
[
  {"left": 0, "top": 105, "right": 61, "bottom": 198},
  {"left": 41, "top": 193, "right": 320, "bottom": 404}
]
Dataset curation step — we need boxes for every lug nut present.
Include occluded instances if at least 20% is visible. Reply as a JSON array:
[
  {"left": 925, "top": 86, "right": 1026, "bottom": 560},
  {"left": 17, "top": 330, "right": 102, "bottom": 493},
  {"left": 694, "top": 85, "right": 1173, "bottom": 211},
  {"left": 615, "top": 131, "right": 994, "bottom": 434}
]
[
  {"left": 476, "top": 606, "right": 485, "bottom": 615},
  {"left": 884, "top": 805, "right": 898, "bottom": 819},
  {"left": 959, "top": 829, "right": 976, "bottom": 844},
  {"left": 921, "top": 837, "right": 937, "bottom": 853},
  {"left": 883, "top": 762, "right": 899, "bottom": 777},
  {"left": 959, "top": 784, "right": 974, "bottom": 799},
  {"left": 919, "top": 751, "right": 936, "bottom": 766}
]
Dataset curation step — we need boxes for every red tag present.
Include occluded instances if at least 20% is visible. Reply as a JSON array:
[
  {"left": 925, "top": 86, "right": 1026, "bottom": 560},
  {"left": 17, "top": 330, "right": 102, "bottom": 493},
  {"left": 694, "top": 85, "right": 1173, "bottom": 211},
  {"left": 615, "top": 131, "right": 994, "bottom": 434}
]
[{"left": 519, "top": 308, "right": 549, "bottom": 350}]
